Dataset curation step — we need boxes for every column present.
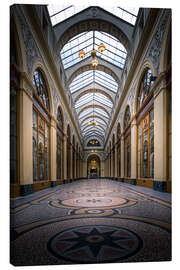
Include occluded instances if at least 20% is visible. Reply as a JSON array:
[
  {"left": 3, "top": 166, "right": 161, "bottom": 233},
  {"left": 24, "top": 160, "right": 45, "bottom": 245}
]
[
  {"left": 111, "top": 151, "right": 113, "bottom": 178},
  {"left": 74, "top": 149, "right": 76, "bottom": 179},
  {"left": 50, "top": 118, "right": 57, "bottom": 187},
  {"left": 19, "top": 87, "right": 33, "bottom": 195},
  {"left": 130, "top": 119, "right": 137, "bottom": 185},
  {"left": 63, "top": 135, "right": 67, "bottom": 182},
  {"left": 115, "top": 144, "right": 118, "bottom": 178},
  {"left": 70, "top": 143, "right": 73, "bottom": 181},
  {"left": 154, "top": 85, "right": 168, "bottom": 191},
  {"left": 83, "top": 161, "right": 86, "bottom": 178},
  {"left": 101, "top": 161, "right": 104, "bottom": 177},
  {"left": 120, "top": 135, "right": 125, "bottom": 182}
]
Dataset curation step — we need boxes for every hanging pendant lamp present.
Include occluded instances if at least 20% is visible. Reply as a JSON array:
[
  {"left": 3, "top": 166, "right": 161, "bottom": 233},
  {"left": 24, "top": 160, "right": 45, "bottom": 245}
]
[{"left": 78, "top": 31, "right": 106, "bottom": 67}]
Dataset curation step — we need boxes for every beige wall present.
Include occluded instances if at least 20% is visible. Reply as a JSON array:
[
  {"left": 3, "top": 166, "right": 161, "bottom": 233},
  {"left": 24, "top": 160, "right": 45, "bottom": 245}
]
[{"left": 19, "top": 89, "right": 33, "bottom": 185}]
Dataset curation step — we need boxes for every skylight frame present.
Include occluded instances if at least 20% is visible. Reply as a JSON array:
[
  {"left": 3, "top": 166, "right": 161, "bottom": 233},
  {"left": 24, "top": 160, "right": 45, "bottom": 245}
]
[
  {"left": 79, "top": 115, "right": 108, "bottom": 126},
  {"left": 69, "top": 70, "right": 118, "bottom": 94},
  {"left": 60, "top": 31, "right": 128, "bottom": 70},
  {"left": 82, "top": 124, "right": 106, "bottom": 133},
  {"left": 83, "top": 130, "right": 104, "bottom": 138},
  {"left": 48, "top": 5, "right": 138, "bottom": 26}
]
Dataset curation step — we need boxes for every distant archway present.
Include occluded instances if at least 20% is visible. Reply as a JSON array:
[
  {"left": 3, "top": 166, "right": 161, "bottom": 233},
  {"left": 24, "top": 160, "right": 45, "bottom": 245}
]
[{"left": 87, "top": 154, "right": 101, "bottom": 178}]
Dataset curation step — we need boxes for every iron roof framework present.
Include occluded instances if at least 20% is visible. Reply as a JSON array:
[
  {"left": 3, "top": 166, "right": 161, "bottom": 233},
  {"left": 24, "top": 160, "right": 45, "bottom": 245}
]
[{"left": 47, "top": 5, "right": 139, "bottom": 146}]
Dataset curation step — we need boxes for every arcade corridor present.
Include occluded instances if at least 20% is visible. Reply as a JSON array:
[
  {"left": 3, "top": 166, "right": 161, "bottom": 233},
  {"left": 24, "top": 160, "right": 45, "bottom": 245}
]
[{"left": 9, "top": 3, "right": 172, "bottom": 266}]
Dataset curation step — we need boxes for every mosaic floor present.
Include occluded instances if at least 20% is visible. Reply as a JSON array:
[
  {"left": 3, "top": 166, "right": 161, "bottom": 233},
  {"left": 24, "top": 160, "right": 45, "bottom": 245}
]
[{"left": 10, "top": 179, "right": 171, "bottom": 266}]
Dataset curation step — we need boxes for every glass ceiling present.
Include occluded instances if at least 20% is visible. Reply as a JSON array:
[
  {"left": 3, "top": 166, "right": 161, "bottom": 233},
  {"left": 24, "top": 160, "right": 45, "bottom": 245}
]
[
  {"left": 48, "top": 5, "right": 139, "bottom": 26},
  {"left": 75, "top": 93, "right": 113, "bottom": 109},
  {"left": 61, "top": 31, "right": 127, "bottom": 69},
  {"left": 70, "top": 70, "right": 118, "bottom": 93},
  {"left": 47, "top": 5, "right": 137, "bottom": 145}
]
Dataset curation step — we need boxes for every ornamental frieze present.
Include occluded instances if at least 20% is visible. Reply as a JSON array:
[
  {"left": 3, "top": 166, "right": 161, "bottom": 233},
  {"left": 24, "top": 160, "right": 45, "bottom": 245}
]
[
  {"left": 16, "top": 6, "right": 42, "bottom": 76},
  {"left": 146, "top": 10, "right": 170, "bottom": 73}
]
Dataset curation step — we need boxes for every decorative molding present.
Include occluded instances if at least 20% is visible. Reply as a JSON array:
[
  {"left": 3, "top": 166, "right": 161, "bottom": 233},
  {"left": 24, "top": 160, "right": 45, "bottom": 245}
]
[
  {"left": 16, "top": 7, "right": 42, "bottom": 76},
  {"left": 68, "top": 64, "right": 120, "bottom": 86},
  {"left": 57, "top": 19, "right": 131, "bottom": 55},
  {"left": 146, "top": 10, "right": 170, "bottom": 73},
  {"left": 89, "top": 7, "right": 99, "bottom": 17}
]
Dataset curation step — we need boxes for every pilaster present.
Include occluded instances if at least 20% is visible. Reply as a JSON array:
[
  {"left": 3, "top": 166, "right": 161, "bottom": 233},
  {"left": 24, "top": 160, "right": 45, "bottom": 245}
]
[
  {"left": 121, "top": 135, "right": 125, "bottom": 180},
  {"left": 19, "top": 86, "right": 33, "bottom": 195},
  {"left": 50, "top": 118, "right": 57, "bottom": 185},
  {"left": 131, "top": 119, "right": 137, "bottom": 184},
  {"left": 63, "top": 134, "right": 67, "bottom": 180},
  {"left": 154, "top": 83, "right": 168, "bottom": 191}
]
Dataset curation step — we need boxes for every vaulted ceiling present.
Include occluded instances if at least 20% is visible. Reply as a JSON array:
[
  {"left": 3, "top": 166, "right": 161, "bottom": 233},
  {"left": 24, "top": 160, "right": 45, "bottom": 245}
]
[{"left": 47, "top": 5, "right": 139, "bottom": 148}]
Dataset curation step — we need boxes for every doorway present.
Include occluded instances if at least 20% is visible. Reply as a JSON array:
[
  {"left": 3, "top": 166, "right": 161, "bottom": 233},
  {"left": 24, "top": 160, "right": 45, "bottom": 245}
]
[{"left": 87, "top": 154, "right": 101, "bottom": 178}]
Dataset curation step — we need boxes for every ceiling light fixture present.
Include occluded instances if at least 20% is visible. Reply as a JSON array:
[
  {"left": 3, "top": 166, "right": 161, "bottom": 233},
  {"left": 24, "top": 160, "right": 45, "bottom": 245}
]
[{"left": 78, "top": 31, "right": 106, "bottom": 67}]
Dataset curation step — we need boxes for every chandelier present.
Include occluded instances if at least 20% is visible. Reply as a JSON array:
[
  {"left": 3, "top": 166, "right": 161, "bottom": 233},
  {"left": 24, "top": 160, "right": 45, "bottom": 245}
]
[
  {"left": 78, "top": 31, "right": 106, "bottom": 67},
  {"left": 90, "top": 140, "right": 99, "bottom": 145},
  {"left": 87, "top": 119, "right": 98, "bottom": 126}
]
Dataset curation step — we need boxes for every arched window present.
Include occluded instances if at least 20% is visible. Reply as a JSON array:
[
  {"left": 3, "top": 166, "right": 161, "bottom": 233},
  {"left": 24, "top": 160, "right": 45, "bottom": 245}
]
[
  {"left": 124, "top": 106, "right": 131, "bottom": 178},
  {"left": 32, "top": 69, "right": 50, "bottom": 181},
  {"left": 117, "top": 123, "right": 121, "bottom": 177},
  {"left": 57, "top": 106, "right": 64, "bottom": 180},
  {"left": 137, "top": 68, "right": 153, "bottom": 110},
  {"left": 33, "top": 69, "right": 50, "bottom": 111},
  {"left": 137, "top": 69, "right": 154, "bottom": 179}
]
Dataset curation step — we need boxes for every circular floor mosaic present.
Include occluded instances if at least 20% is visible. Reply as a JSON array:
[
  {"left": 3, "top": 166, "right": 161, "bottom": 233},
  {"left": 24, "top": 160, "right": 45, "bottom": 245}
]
[
  {"left": 11, "top": 217, "right": 171, "bottom": 265},
  {"left": 49, "top": 196, "right": 137, "bottom": 209},
  {"left": 47, "top": 225, "right": 142, "bottom": 263}
]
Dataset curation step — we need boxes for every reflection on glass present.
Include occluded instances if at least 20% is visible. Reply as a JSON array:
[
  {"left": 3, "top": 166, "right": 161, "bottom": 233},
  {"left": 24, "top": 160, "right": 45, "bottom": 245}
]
[
  {"left": 137, "top": 108, "right": 154, "bottom": 179},
  {"left": 39, "top": 134, "right": 45, "bottom": 180}
]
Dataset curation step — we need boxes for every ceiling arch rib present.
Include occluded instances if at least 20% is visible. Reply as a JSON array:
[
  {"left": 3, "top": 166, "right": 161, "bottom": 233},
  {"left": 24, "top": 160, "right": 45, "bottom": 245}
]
[
  {"left": 78, "top": 105, "right": 110, "bottom": 118},
  {"left": 84, "top": 134, "right": 104, "bottom": 142},
  {"left": 69, "top": 70, "right": 118, "bottom": 94},
  {"left": 82, "top": 124, "right": 106, "bottom": 133},
  {"left": 83, "top": 129, "right": 104, "bottom": 139},
  {"left": 60, "top": 31, "right": 127, "bottom": 70},
  {"left": 68, "top": 64, "right": 120, "bottom": 86},
  {"left": 74, "top": 89, "right": 114, "bottom": 104},
  {"left": 80, "top": 115, "right": 108, "bottom": 127},
  {"left": 75, "top": 93, "right": 113, "bottom": 111},
  {"left": 81, "top": 118, "right": 107, "bottom": 130}
]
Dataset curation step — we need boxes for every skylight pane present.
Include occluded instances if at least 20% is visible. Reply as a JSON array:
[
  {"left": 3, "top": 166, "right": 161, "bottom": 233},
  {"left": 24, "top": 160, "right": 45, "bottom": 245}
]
[
  {"left": 95, "top": 108, "right": 109, "bottom": 117},
  {"left": 48, "top": 5, "right": 89, "bottom": 26},
  {"left": 60, "top": 30, "right": 127, "bottom": 69}
]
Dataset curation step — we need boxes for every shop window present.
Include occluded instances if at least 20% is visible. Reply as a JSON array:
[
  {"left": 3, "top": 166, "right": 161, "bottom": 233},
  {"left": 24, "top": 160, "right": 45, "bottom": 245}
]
[{"left": 33, "top": 69, "right": 50, "bottom": 181}]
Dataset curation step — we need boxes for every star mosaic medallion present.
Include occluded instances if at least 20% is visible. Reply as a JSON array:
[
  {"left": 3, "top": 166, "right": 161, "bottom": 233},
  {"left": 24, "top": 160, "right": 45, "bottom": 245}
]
[{"left": 48, "top": 225, "right": 142, "bottom": 263}]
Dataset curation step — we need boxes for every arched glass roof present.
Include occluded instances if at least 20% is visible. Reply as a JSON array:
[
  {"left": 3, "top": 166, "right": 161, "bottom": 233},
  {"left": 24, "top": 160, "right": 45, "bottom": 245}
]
[
  {"left": 60, "top": 31, "right": 127, "bottom": 69},
  {"left": 69, "top": 68, "right": 116, "bottom": 141},
  {"left": 48, "top": 5, "right": 138, "bottom": 26},
  {"left": 69, "top": 70, "right": 118, "bottom": 93},
  {"left": 47, "top": 5, "right": 137, "bottom": 146}
]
